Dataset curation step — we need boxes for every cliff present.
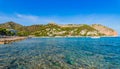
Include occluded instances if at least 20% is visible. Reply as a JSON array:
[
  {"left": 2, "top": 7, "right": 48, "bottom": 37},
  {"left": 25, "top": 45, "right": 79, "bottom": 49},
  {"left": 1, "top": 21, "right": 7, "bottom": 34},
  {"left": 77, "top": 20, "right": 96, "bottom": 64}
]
[{"left": 91, "top": 24, "right": 118, "bottom": 36}]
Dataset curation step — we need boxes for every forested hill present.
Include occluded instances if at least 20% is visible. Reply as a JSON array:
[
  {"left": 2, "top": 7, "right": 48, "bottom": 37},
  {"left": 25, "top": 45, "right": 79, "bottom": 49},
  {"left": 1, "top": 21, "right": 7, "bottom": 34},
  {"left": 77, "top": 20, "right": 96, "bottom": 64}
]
[{"left": 0, "top": 21, "right": 118, "bottom": 36}]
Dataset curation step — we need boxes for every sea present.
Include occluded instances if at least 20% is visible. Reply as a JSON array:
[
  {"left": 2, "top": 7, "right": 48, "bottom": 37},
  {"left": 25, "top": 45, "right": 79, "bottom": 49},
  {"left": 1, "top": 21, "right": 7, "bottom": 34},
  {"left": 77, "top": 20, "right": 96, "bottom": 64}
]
[{"left": 0, "top": 37, "right": 120, "bottom": 69}]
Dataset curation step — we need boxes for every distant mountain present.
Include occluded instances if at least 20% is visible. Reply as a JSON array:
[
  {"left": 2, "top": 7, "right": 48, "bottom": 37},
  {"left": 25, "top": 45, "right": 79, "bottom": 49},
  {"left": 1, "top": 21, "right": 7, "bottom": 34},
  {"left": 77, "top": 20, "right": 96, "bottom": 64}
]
[
  {"left": 0, "top": 21, "right": 23, "bottom": 30},
  {"left": 0, "top": 22, "right": 118, "bottom": 36}
]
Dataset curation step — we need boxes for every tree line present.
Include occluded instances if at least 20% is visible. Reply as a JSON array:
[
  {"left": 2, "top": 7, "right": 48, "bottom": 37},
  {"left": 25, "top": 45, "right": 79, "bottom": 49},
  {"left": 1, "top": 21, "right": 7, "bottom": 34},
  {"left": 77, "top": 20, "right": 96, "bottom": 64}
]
[{"left": 0, "top": 28, "right": 16, "bottom": 36}]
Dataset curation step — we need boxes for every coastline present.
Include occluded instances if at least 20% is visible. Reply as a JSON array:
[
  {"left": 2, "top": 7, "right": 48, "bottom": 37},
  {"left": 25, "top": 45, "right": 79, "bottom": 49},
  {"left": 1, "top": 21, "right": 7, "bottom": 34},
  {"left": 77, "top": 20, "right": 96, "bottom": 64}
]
[
  {"left": 30, "top": 35, "right": 119, "bottom": 38},
  {"left": 0, "top": 35, "right": 119, "bottom": 44},
  {"left": 0, "top": 36, "right": 27, "bottom": 44}
]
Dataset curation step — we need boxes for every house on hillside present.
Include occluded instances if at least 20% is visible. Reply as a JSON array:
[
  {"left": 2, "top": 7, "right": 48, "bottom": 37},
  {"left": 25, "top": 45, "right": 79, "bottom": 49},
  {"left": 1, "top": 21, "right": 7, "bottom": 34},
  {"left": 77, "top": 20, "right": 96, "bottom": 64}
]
[{"left": 7, "top": 29, "right": 18, "bottom": 36}]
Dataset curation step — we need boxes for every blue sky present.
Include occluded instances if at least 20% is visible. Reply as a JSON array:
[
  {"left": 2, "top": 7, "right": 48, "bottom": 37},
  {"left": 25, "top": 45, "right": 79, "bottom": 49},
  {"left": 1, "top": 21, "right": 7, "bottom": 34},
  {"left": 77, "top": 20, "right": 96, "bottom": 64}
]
[{"left": 0, "top": 0, "right": 120, "bottom": 35}]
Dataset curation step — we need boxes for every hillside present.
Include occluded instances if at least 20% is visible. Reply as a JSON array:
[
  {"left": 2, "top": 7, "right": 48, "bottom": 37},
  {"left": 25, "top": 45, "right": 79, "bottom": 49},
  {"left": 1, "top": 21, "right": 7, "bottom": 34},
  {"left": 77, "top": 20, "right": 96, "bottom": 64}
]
[
  {"left": 92, "top": 24, "right": 118, "bottom": 36},
  {"left": 0, "top": 21, "right": 23, "bottom": 30},
  {"left": 0, "top": 22, "right": 118, "bottom": 36}
]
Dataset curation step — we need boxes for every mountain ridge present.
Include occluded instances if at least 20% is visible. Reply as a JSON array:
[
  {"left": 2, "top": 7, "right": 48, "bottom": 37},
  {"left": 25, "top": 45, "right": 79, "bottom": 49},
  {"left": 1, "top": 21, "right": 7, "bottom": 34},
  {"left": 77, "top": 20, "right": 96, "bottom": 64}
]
[{"left": 0, "top": 21, "right": 118, "bottom": 36}]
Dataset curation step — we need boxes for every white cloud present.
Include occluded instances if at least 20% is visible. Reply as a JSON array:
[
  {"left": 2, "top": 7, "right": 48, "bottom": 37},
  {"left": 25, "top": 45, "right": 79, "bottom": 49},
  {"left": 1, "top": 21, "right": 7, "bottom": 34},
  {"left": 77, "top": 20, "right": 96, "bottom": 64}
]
[
  {"left": 0, "top": 13, "right": 59, "bottom": 25},
  {"left": 16, "top": 14, "right": 39, "bottom": 22}
]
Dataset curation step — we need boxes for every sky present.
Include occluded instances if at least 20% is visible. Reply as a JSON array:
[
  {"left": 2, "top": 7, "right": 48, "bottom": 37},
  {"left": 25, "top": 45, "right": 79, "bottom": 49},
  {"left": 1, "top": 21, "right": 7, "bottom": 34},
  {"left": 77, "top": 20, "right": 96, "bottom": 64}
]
[{"left": 0, "top": 0, "right": 120, "bottom": 35}]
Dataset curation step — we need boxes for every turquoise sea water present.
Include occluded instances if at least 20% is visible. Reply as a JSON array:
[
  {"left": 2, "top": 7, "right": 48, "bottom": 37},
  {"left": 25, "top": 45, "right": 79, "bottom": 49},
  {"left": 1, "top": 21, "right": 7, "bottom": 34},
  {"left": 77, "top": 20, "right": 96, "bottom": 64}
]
[{"left": 0, "top": 37, "right": 120, "bottom": 69}]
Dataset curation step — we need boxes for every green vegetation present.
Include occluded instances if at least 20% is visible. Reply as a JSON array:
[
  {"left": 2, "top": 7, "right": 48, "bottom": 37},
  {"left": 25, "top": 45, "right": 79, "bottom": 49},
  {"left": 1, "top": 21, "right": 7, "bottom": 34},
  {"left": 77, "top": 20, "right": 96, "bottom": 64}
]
[
  {"left": 0, "top": 21, "right": 116, "bottom": 37},
  {"left": 0, "top": 28, "right": 16, "bottom": 36}
]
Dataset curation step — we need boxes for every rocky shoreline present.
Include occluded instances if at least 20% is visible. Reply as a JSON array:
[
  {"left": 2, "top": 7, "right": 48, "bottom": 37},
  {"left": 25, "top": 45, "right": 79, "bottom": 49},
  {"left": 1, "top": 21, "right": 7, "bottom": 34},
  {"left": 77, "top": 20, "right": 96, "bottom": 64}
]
[{"left": 0, "top": 36, "right": 27, "bottom": 44}]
